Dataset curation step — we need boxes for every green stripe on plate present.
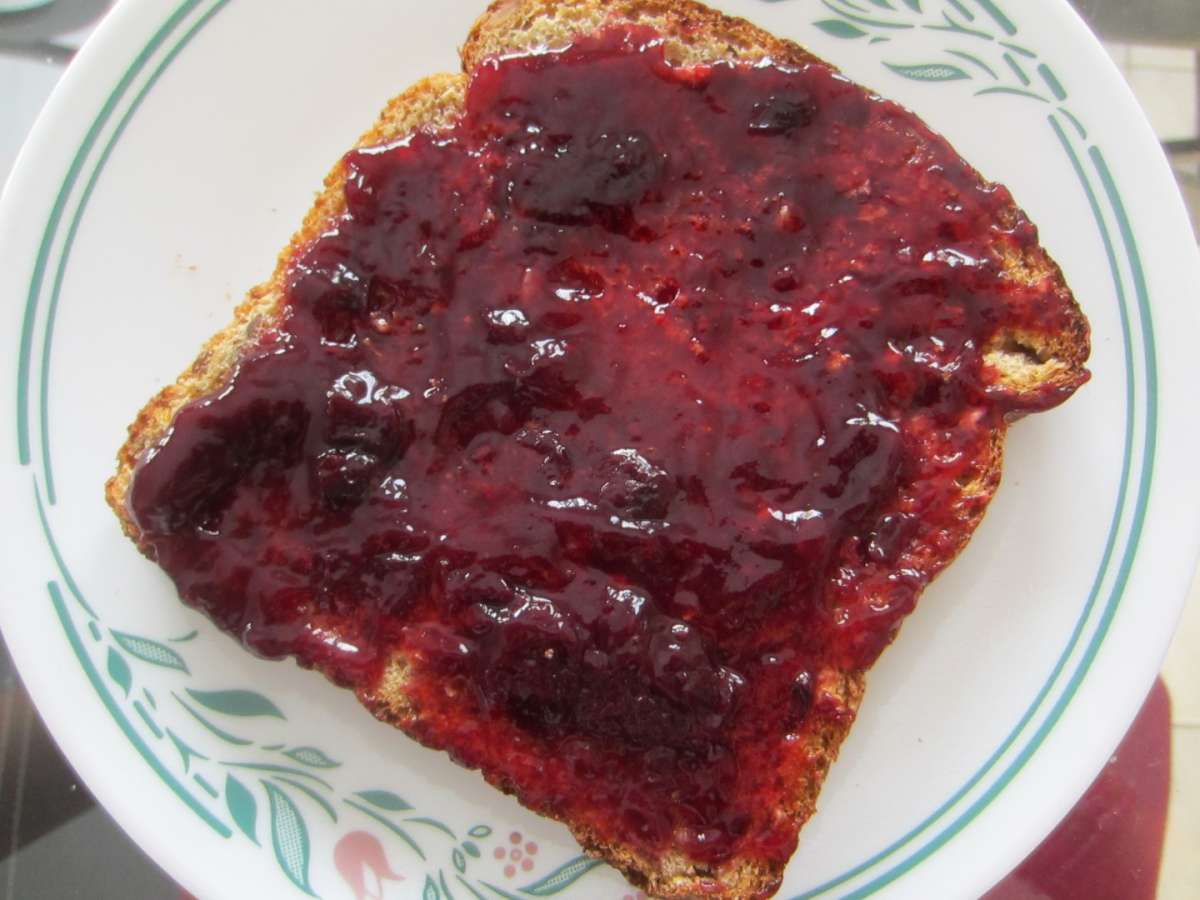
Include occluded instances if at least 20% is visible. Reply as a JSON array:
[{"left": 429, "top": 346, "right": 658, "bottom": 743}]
[
  {"left": 24, "top": 0, "right": 1160, "bottom": 896},
  {"left": 48, "top": 578, "right": 231, "bottom": 838}
]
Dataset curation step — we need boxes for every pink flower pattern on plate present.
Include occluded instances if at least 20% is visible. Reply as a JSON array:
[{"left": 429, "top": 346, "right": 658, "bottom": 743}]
[
  {"left": 333, "top": 831, "right": 404, "bottom": 900},
  {"left": 499, "top": 830, "right": 539, "bottom": 878}
]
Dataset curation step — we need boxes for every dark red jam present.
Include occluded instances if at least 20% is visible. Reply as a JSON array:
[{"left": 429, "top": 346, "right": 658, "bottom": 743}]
[{"left": 130, "top": 30, "right": 1084, "bottom": 870}]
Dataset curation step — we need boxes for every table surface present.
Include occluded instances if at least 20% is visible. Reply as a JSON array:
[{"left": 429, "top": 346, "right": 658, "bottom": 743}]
[{"left": 1, "top": 1, "right": 1198, "bottom": 898}]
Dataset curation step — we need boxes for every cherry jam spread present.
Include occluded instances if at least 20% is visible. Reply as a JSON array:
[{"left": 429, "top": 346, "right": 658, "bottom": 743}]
[{"left": 131, "top": 30, "right": 1081, "bottom": 870}]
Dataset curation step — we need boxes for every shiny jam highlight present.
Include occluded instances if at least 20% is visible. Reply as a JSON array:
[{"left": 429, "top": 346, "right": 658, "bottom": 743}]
[{"left": 130, "top": 30, "right": 1077, "bottom": 869}]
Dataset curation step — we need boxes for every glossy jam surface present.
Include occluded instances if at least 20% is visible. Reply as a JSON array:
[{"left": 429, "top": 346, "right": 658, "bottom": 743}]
[{"left": 130, "top": 31, "right": 1080, "bottom": 868}]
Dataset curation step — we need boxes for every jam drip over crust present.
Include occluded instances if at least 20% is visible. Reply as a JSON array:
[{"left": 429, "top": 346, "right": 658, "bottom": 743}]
[{"left": 130, "top": 30, "right": 1082, "bottom": 869}]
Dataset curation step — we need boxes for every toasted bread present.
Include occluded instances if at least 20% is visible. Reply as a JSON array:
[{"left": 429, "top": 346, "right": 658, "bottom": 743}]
[{"left": 107, "top": 2, "right": 1090, "bottom": 897}]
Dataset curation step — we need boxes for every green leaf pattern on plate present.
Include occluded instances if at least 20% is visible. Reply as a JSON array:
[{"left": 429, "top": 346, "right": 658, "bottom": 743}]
[
  {"left": 885, "top": 61, "right": 971, "bottom": 81},
  {"left": 813, "top": 18, "right": 868, "bottom": 39},
  {"left": 186, "top": 688, "right": 286, "bottom": 719},
  {"left": 265, "top": 781, "right": 315, "bottom": 896},
  {"left": 283, "top": 746, "right": 341, "bottom": 768},
  {"left": 798, "top": 0, "right": 1085, "bottom": 131},
  {"left": 519, "top": 856, "right": 605, "bottom": 896},
  {"left": 355, "top": 789, "right": 413, "bottom": 812},
  {"left": 111, "top": 630, "right": 190, "bottom": 673},
  {"left": 105, "top": 646, "right": 132, "bottom": 697},
  {"left": 91, "top": 617, "right": 559, "bottom": 895},
  {"left": 225, "top": 773, "right": 258, "bottom": 844},
  {"left": 271, "top": 776, "right": 339, "bottom": 823}
]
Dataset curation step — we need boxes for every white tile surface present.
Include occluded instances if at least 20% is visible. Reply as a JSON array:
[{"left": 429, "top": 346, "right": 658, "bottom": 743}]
[
  {"left": 1126, "top": 66, "right": 1198, "bottom": 142},
  {"left": 1103, "top": 41, "right": 1133, "bottom": 69},
  {"left": 0, "top": 55, "right": 63, "bottom": 190},
  {"left": 1160, "top": 727, "right": 1200, "bottom": 899},
  {"left": 1130, "top": 45, "right": 1198, "bottom": 71},
  {"left": 1160, "top": 531, "right": 1200, "bottom": 897},
  {"left": 1103, "top": 40, "right": 1197, "bottom": 143},
  {"left": 1163, "top": 571, "right": 1200, "bottom": 726}
]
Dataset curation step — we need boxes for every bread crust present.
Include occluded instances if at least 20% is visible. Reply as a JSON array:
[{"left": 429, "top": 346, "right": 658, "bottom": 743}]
[{"left": 107, "top": 2, "right": 1090, "bottom": 897}]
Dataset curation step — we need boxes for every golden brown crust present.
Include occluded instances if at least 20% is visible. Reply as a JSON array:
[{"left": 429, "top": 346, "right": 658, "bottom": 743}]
[
  {"left": 461, "top": 0, "right": 820, "bottom": 70},
  {"left": 107, "top": 1, "right": 1089, "bottom": 897}
]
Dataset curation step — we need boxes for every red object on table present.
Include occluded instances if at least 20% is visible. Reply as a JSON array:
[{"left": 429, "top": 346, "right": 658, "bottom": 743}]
[{"left": 984, "top": 678, "right": 1172, "bottom": 900}]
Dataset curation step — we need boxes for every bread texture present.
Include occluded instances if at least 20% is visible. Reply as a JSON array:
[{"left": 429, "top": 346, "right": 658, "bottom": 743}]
[{"left": 107, "top": 2, "right": 1090, "bottom": 897}]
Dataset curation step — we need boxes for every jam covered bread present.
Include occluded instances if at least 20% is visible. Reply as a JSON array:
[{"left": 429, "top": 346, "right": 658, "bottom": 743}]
[{"left": 107, "top": 1, "right": 1090, "bottom": 896}]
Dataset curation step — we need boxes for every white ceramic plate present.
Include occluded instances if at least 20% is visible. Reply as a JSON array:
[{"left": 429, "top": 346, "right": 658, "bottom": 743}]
[{"left": 2, "top": 1, "right": 1198, "bottom": 898}]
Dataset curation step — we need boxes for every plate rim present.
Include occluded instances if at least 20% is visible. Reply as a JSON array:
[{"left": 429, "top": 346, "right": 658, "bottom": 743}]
[{"left": 2, "top": 0, "right": 1196, "bottom": 898}]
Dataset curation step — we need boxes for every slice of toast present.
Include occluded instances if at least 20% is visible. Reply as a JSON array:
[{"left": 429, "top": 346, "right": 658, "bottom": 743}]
[{"left": 107, "top": 1, "right": 1090, "bottom": 897}]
